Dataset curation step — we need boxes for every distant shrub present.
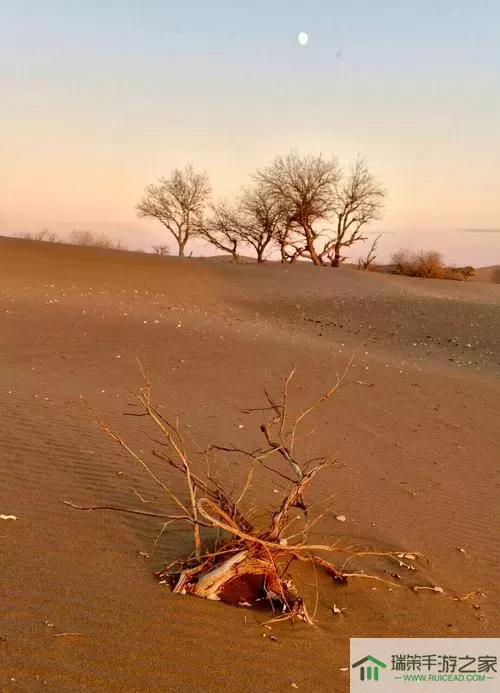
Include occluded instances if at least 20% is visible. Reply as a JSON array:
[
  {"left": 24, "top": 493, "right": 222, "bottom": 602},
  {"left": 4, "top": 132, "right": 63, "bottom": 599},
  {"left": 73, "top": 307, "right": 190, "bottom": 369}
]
[
  {"left": 391, "top": 249, "right": 412, "bottom": 276},
  {"left": 69, "top": 229, "right": 127, "bottom": 250},
  {"left": 151, "top": 244, "right": 169, "bottom": 256},
  {"left": 492, "top": 267, "right": 500, "bottom": 284},
  {"left": 391, "top": 249, "right": 475, "bottom": 281},
  {"left": 391, "top": 249, "right": 440, "bottom": 278},
  {"left": 444, "top": 265, "right": 476, "bottom": 281},
  {"left": 18, "top": 228, "right": 58, "bottom": 243},
  {"left": 414, "top": 250, "right": 445, "bottom": 278}
]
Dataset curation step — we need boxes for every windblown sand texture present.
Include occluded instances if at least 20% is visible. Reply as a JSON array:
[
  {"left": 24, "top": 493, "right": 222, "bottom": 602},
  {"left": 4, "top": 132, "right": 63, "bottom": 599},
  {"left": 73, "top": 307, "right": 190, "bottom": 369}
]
[{"left": 1, "top": 237, "right": 499, "bottom": 692}]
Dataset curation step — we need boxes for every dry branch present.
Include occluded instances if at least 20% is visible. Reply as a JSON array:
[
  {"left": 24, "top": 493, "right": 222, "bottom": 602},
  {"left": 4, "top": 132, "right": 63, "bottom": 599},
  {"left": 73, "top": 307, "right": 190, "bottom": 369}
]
[{"left": 65, "top": 366, "right": 424, "bottom": 623}]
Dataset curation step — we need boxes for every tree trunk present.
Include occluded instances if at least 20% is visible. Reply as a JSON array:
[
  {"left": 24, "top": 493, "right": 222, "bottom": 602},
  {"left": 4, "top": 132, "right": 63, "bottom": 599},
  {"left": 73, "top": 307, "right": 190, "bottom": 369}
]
[
  {"left": 330, "top": 244, "right": 341, "bottom": 267},
  {"left": 231, "top": 240, "right": 239, "bottom": 263},
  {"left": 304, "top": 226, "right": 322, "bottom": 265},
  {"left": 310, "top": 251, "right": 322, "bottom": 266},
  {"left": 306, "top": 244, "right": 322, "bottom": 265}
]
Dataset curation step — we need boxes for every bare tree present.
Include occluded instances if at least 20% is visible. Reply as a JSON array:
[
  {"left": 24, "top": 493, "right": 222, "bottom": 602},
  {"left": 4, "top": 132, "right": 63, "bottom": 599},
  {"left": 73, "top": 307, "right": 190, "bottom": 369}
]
[
  {"left": 323, "top": 157, "right": 386, "bottom": 267},
  {"left": 137, "top": 164, "right": 211, "bottom": 257},
  {"left": 253, "top": 151, "right": 341, "bottom": 265},
  {"left": 237, "top": 182, "right": 288, "bottom": 263},
  {"left": 151, "top": 244, "right": 169, "bottom": 256},
  {"left": 200, "top": 201, "right": 241, "bottom": 262},
  {"left": 201, "top": 184, "right": 288, "bottom": 264},
  {"left": 358, "top": 234, "right": 381, "bottom": 271},
  {"left": 253, "top": 152, "right": 385, "bottom": 267}
]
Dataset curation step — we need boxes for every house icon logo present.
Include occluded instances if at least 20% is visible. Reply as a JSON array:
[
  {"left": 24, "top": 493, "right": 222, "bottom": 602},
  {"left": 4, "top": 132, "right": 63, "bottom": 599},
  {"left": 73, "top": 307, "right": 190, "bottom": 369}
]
[{"left": 351, "top": 655, "right": 387, "bottom": 682}]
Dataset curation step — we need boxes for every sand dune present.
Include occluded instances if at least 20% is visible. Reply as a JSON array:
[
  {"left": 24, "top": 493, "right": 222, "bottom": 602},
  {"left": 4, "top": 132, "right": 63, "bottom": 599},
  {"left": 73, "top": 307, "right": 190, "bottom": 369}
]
[{"left": 1, "top": 238, "right": 499, "bottom": 692}]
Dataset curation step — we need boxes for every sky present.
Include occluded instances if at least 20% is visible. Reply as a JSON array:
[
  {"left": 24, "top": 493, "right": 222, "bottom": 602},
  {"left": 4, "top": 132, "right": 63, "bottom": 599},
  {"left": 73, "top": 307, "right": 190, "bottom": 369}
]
[{"left": 1, "top": 0, "right": 499, "bottom": 265}]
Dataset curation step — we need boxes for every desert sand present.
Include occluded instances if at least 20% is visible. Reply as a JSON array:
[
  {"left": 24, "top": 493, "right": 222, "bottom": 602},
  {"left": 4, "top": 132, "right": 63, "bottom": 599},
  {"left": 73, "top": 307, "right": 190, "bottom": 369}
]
[{"left": 1, "top": 236, "right": 499, "bottom": 692}]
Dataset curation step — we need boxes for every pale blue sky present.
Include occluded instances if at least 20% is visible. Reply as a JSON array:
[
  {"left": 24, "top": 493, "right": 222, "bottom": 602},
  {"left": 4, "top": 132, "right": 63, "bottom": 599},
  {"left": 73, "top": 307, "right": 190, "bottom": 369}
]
[{"left": 1, "top": 1, "right": 499, "bottom": 263}]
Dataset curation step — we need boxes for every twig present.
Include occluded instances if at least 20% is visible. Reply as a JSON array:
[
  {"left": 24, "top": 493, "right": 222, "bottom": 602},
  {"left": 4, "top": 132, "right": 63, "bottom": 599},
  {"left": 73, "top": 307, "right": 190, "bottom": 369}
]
[
  {"left": 451, "top": 588, "right": 485, "bottom": 602},
  {"left": 207, "top": 444, "right": 296, "bottom": 483},
  {"left": 341, "top": 550, "right": 423, "bottom": 571},
  {"left": 99, "top": 422, "right": 189, "bottom": 516},
  {"left": 266, "top": 461, "right": 330, "bottom": 541},
  {"left": 235, "top": 462, "right": 255, "bottom": 506},
  {"left": 310, "top": 554, "right": 319, "bottom": 621},
  {"left": 289, "top": 351, "right": 357, "bottom": 454},
  {"left": 131, "top": 487, "right": 156, "bottom": 504},
  {"left": 241, "top": 404, "right": 283, "bottom": 415},
  {"left": 138, "top": 394, "right": 202, "bottom": 558},
  {"left": 150, "top": 520, "right": 176, "bottom": 557},
  {"left": 197, "top": 497, "right": 345, "bottom": 559},
  {"left": 260, "top": 421, "right": 303, "bottom": 481},
  {"left": 61, "top": 501, "right": 206, "bottom": 525},
  {"left": 342, "top": 573, "right": 402, "bottom": 588}
]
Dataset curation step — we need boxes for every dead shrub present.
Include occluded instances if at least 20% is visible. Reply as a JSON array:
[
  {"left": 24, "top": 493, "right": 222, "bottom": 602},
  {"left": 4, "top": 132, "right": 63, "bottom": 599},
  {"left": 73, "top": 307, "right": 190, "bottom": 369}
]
[
  {"left": 18, "top": 228, "right": 59, "bottom": 243},
  {"left": 69, "top": 229, "right": 127, "bottom": 250},
  {"left": 357, "top": 235, "right": 380, "bottom": 271},
  {"left": 63, "top": 365, "right": 435, "bottom": 624},
  {"left": 443, "top": 266, "right": 476, "bottom": 281},
  {"left": 151, "top": 244, "right": 170, "bottom": 256}
]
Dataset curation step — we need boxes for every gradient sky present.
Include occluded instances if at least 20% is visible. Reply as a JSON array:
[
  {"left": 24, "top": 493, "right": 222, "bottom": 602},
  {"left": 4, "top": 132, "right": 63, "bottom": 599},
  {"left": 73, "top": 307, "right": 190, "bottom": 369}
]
[{"left": 2, "top": 0, "right": 499, "bottom": 264}]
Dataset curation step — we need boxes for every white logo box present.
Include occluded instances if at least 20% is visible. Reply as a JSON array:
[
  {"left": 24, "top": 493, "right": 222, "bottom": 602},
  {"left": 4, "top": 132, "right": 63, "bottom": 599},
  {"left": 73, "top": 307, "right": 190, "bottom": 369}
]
[{"left": 350, "top": 638, "right": 499, "bottom": 693}]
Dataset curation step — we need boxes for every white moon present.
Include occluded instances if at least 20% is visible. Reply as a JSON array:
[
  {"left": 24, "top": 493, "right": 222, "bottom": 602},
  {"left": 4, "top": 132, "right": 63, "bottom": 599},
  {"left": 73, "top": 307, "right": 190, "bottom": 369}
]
[{"left": 298, "top": 32, "right": 308, "bottom": 46}]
